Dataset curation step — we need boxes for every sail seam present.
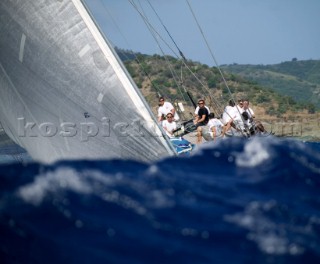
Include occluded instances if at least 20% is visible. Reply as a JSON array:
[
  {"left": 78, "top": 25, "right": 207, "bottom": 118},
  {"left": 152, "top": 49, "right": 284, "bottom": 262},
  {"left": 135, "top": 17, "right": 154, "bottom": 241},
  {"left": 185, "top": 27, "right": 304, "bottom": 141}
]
[{"left": 19, "top": 33, "right": 26, "bottom": 63}]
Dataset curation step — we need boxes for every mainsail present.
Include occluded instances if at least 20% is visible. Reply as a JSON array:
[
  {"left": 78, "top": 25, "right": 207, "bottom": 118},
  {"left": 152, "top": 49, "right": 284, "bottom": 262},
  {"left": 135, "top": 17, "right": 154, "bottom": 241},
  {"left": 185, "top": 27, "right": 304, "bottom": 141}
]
[{"left": 0, "top": 0, "right": 176, "bottom": 163}]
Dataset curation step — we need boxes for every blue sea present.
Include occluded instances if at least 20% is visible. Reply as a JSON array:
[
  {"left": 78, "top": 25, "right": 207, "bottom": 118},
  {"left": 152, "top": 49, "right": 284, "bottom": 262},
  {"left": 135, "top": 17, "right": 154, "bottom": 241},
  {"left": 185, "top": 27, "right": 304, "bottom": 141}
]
[{"left": 1, "top": 136, "right": 320, "bottom": 264}]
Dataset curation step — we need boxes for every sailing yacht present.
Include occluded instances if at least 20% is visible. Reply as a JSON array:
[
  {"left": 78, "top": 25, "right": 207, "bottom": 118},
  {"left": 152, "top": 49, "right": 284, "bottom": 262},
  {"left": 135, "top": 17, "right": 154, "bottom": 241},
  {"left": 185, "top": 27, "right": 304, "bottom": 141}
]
[{"left": 0, "top": 0, "right": 176, "bottom": 163}]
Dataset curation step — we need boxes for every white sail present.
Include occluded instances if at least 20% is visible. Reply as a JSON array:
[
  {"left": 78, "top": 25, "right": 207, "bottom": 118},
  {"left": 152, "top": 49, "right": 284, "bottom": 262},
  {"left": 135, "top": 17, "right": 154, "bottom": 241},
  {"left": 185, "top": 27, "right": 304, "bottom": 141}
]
[{"left": 0, "top": 0, "right": 176, "bottom": 163}]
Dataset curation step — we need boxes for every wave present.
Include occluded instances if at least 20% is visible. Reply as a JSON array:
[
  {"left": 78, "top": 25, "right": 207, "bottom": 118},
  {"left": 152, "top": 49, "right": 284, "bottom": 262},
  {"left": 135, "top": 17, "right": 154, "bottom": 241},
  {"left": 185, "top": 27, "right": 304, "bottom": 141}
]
[{"left": 0, "top": 136, "right": 320, "bottom": 263}]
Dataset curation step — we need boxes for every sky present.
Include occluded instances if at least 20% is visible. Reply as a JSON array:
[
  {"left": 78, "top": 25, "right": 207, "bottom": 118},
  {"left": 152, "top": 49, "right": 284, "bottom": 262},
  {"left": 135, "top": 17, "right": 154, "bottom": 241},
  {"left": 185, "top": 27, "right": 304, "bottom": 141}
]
[{"left": 85, "top": 0, "right": 320, "bottom": 66}]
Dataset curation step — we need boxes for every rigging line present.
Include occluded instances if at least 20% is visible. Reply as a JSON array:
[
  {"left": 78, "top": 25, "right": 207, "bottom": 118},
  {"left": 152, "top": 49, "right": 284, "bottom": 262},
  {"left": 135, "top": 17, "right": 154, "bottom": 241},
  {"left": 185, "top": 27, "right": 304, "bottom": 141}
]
[
  {"left": 179, "top": 54, "right": 226, "bottom": 114},
  {"left": 185, "top": 0, "right": 236, "bottom": 102},
  {"left": 139, "top": 0, "right": 190, "bottom": 104},
  {"left": 136, "top": 0, "right": 184, "bottom": 100},
  {"left": 185, "top": 0, "right": 246, "bottom": 132},
  {"left": 182, "top": 62, "right": 225, "bottom": 113},
  {"left": 143, "top": 0, "right": 217, "bottom": 109},
  {"left": 145, "top": 0, "right": 187, "bottom": 61},
  {"left": 131, "top": 0, "right": 188, "bottom": 103},
  {"left": 180, "top": 62, "right": 197, "bottom": 109},
  {"left": 128, "top": 0, "right": 180, "bottom": 59},
  {"left": 130, "top": 0, "right": 224, "bottom": 114},
  {"left": 146, "top": 0, "right": 224, "bottom": 112},
  {"left": 167, "top": 52, "right": 224, "bottom": 114},
  {"left": 99, "top": 1, "right": 163, "bottom": 98},
  {"left": 121, "top": 49, "right": 163, "bottom": 97},
  {"left": 179, "top": 60, "right": 221, "bottom": 115},
  {"left": 115, "top": 45, "right": 164, "bottom": 97},
  {"left": 137, "top": 3, "right": 189, "bottom": 105},
  {"left": 138, "top": 0, "right": 220, "bottom": 110}
]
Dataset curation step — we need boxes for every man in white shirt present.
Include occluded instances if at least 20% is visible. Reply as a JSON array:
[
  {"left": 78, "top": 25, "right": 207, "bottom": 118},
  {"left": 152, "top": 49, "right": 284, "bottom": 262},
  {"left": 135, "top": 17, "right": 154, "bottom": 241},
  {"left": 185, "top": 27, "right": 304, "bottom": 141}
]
[
  {"left": 222, "top": 99, "right": 237, "bottom": 125},
  {"left": 207, "top": 113, "right": 224, "bottom": 140},
  {"left": 222, "top": 99, "right": 246, "bottom": 135},
  {"left": 241, "top": 99, "right": 255, "bottom": 127},
  {"left": 237, "top": 99, "right": 244, "bottom": 111},
  {"left": 162, "top": 113, "right": 177, "bottom": 138},
  {"left": 157, "top": 97, "right": 179, "bottom": 122},
  {"left": 241, "top": 99, "right": 268, "bottom": 135}
]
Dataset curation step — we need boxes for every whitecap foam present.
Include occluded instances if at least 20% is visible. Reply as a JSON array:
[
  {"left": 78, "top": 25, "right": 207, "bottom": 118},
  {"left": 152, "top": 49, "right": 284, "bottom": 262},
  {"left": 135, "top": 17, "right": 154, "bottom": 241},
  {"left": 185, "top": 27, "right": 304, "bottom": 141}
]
[
  {"left": 224, "top": 200, "right": 305, "bottom": 256},
  {"left": 17, "top": 167, "right": 92, "bottom": 206},
  {"left": 235, "top": 138, "right": 270, "bottom": 167}
]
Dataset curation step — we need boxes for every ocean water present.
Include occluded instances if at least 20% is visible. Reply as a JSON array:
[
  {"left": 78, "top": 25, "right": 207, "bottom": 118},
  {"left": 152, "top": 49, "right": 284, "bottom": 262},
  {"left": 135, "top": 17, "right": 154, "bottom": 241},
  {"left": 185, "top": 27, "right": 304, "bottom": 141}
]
[
  {"left": 0, "top": 136, "right": 320, "bottom": 264},
  {"left": 0, "top": 130, "right": 32, "bottom": 165}
]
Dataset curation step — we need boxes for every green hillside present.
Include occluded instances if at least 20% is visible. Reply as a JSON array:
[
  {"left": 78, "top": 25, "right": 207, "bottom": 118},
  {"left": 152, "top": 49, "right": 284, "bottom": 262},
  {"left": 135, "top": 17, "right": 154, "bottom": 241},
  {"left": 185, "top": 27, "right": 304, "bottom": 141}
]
[
  {"left": 221, "top": 60, "right": 320, "bottom": 109},
  {"left": 117, "top": 49, "right": 318, "bottom": 117}
]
